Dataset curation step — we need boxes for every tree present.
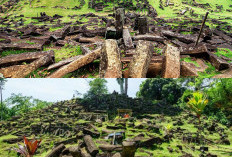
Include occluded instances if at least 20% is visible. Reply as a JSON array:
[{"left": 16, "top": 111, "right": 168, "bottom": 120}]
[
  {"left": 177, "top": 78, "right": 213, "bottom": 91},
  {"left": 0, "top": 77, "right": 7, "bottom": 121},
  {"left": 205, "top": 78, "right": 232, "bottom": 124},
  {"left": 187, "top": 91, "right": 208, "bottom": 124},
  {"left": 4, "top": 94, "right": 51, "bottom": 118},
  {"left": 116, "top": 78, "right": 125, "bottom": 94},
  {"left": 116, "top": 78, "right": 128, "bottom": 95},
  {"left": 84, "top": 79, "right": 108, "bottom": 98},
  {"left": 125, "top": 78, "right": 128, "bottom": 95},
  {"left": 136, "top": 79, "right": 185, "bottom": 104}
]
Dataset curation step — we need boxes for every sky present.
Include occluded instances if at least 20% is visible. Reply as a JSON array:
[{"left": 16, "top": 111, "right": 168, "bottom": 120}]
[{"left": 1, "top": 79, "right": 146, "bottom": 102}]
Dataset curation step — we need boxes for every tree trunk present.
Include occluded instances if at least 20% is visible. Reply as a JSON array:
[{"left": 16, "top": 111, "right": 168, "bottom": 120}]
[{"left": 125, "top": 78, "right": 128, "bottom": 95}]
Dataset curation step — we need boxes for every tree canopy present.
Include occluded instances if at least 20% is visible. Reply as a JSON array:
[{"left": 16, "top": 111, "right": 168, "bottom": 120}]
[
  {"left": 84, "top": 78, "right": 108, "bottom": 98},
  {"left": 136, "top": 79, "right": 185, "bottom": 104}
]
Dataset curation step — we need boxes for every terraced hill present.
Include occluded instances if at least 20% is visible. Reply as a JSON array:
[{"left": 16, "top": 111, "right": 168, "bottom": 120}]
[
  {"left": 0, "top": 0, "right": 232, "bottom": 78},
  {"left": 0, "top": 94, "right": 231, "bottom": 157}
]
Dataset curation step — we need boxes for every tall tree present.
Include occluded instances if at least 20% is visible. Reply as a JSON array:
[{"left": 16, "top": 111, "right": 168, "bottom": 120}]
[
  {"left": 84, "top": 79, "right": 108, "bottom": 98},
  {"left": 125, "top": 78, "right": 128, "bottom": 96},
  {"left": 0, "top": 77, "right": 6, "bottom": 121},
  {"left": 116, "top": 78, "right": 125, "bottom": 94}
]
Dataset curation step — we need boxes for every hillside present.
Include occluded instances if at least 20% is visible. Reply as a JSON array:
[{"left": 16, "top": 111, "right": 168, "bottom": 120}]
[
  {"left": 0, "top": 0, "right": 232, "bottom": 78},
  {"left": 0, "top": 95, "right": 231, "bottom": 157}
]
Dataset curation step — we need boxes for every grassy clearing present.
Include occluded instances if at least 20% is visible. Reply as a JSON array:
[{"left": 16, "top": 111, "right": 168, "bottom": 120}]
[{"left": 44, "top": 44, "right": 82, "bottom": 62}]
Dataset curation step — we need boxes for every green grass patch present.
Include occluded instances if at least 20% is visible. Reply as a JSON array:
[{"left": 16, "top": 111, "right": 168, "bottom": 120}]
[
  {"left": 45, "top": 44, "right": 82, "bottom": 62},
  {"left": 215, "top": 48, "right": 232, "bottom": 61},
  {"left": 198, "top": 62, "right": 220, "bottom": 78},
  {"left": 26, "top": 41, "right": 36, "bottom": 45},
  {"left": 181, "top": 57, "right": 200, "bottom": 67}
]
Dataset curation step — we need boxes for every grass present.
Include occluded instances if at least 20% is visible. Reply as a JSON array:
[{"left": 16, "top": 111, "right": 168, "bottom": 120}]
[
  {"left": 45, "top": 44, "right": 82, "bottom": 62},
  {"left": 26, "top": 41, "right": 36, "bottom": 45},
  {"left": 215, "top": 48, "right": 232, "bottom": 62},
  {"left": 0, "top": 135, "right": 18, "bottom": 157},
  {"left": 198, "top": 62, "right": 220, "bottom": 78},
  {"left": 181, "top": 57, "right": 200, "bottom": 67}
]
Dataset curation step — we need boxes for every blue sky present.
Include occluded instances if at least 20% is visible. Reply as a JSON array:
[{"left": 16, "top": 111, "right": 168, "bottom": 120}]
[{"left": 2, "top": 79, "right": 146, "bottom": 102}]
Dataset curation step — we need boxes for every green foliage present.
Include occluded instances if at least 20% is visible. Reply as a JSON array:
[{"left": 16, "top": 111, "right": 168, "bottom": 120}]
[
  {"left": 45, "top": 44, "right": 82, "bottom": 63},
  {"left": 187, "top": 91, "right": 208, "bottom": 123},
  {"left": 137, "top": 79, "right": 185, "bottom": 104},
  {"left": 198, "top": 62, "right": 220, "bottom": 78},
  {"left": 205, "top": 79, "right": 232, "bottom": 125},
  {"left": 215, "top": 48, "right": 232, "bottom": 62},
  {"left": 180, "top": 57, "right": 200, "bottom": 67},
  {"left": 84, "top": 79, "right": 108, "bottom": 98},
  {"left": 2, "top": 93, "right": 52, "bottom": 120}
]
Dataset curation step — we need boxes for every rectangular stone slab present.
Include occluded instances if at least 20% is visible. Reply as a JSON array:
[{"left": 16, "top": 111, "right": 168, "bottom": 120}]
[
  {"left": 123, "top": 28, "right": 134, "bottom": 49},
  {"left": 133, "top": 35, "right": 164, "bottom": 42},
  {"left": 47, "top": 47, "right": 102, "bottom": 78},
  {"left": 163, "top": 44, "right": 180, "bottom": 78},
  {"left": 0, "top": 50, "right": 54, "bottom": 67},
  {"left": 181, "top": 59, "right": 208, "bottom": 77},
  {"left": 0, "top": 65, "right": 27, "bottom": 78},
  {"left": 129, "top": 40, "right": 153, "bottom": 78},
  {"left": 12, "top": 55, "right": 53, "bottom": 78},
  {"left": 99, "top": 39, "right": 122, "bottom": 78},
  {"left": 208, "top": 52, "right": 230, "bottom": 71}
]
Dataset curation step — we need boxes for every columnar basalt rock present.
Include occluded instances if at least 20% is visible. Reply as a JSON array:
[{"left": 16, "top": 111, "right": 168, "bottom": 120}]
[
  {"left": 163, "top": 44, "right": 180, "bottom": 78},
  {"left": 100, "top": 39, "right": 122, "bottom": 78},
  {"left": 115, "top": 8, "right": 125, "bottom": 39},
  {"left": 129, "top": 40, "right": 153, "bottom": 78},
  {"left": 138, "top": 17, "right": 148, "bottom": 34}
]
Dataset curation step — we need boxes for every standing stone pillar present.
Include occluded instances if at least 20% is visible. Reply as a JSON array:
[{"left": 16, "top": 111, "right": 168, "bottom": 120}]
[
  {"left": 115, "top": 8, "right": 125, "bottom": 39},
  {"left": 138, "top": 17, "right": 148, "bottom": 34},
  {"left": 121, "top": 141, "right": 136, "bottom": 157}
]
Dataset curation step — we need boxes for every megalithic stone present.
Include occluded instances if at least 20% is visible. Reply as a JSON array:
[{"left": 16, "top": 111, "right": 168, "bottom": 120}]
[
  {"left": 100, "top": 39, "right": 122, "bottom": 78},
  {"left": 115, "top": 8, "right": 125, "bottom": 39},
  {"left": 163, "top": 44, "right": 181, "bottom": 78},
  {"left": 138, "top": 17, "right": 148, "bottom": 34},
  {"left": 129, "top": 40, "right": 153, "bottom": 78},
  {"left": 121, "top": 141, "right": 136, "bottom": 157}
]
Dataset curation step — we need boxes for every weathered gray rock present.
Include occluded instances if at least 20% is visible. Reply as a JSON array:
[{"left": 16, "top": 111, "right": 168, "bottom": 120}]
[
  {"left": 46, "top": 144, "right": 65, "bottom": 157},
  {"left": 99, "top": 39, "right": 122, "bottom": 78},
  {"left": 129, "top": 40, "right": 153, "bottom": 78},
  {"left": 83, "top": 135, "right": 99, "bottom": 157},
  {"left": 163, "top": 44, "right": 180, "bottom": 78}
]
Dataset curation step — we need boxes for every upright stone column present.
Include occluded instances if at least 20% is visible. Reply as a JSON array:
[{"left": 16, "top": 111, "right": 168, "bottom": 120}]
[
  {"left": 121, "top": 141, "right": 136, "bottom": 157},
  {"left": 115, "top": 8, "right": 125, "bottom": 39},
  {"left": 138, "top": 17, "right": 148, "bottom": 34}
]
